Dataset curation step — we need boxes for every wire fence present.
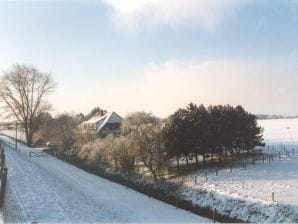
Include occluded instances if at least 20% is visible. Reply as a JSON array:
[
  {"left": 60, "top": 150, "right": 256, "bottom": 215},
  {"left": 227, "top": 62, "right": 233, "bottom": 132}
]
[{"left": 179, "top": 144, "right": 298, "bottom": 205}]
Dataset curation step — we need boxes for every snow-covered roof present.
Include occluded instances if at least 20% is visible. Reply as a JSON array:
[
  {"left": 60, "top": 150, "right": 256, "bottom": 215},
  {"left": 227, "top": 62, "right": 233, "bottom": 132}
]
[
  {"left": 96, "top": 112, "right": 122, "bottom": 133},
  {"left": 81, "top": 112, "right": 123, "bottom": 134}
]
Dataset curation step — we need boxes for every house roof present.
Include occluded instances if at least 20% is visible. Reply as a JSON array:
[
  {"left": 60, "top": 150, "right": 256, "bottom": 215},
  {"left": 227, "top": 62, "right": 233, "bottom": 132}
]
[{"left": 80, "top": 112, "right": 123, "bottom": 134}]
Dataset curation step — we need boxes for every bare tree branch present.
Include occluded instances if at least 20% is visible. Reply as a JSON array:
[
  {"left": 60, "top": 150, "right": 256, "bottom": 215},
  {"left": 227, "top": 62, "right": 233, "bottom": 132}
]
[{"left": 0, "top": 64, "right": 56, "bottom": 146}]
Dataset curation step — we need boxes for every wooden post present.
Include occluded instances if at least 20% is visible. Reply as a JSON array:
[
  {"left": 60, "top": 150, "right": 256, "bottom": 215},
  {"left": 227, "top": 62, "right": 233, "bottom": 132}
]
[
  {"left": 0, "top": 168, "right": 7, "bottom": 207},
  {"left": 268, "top": 155, "right": 271, "bottom": 163},
  {"left": 15, "top": 122, "right": 18, "bottom": 151},
  {"left": 262, "top": 155, "right": 265, "bottom": 163},
  {"left": 0, "top": 155, "right": 5, "bottom": 175},
  {"left": 195, "top": 175, "right": 197, "bottom": 185},
  {"left": 213, "top": 208, "right": 217, "bottom": 223},
  {"left": 205, "top": 172, "right": 208, "bottom": 183},
  {"left": 272, "top": 192, "right": 275, "bottom": 202},
  {"left": 215, "top": 168, "right": 218, "bottom": 176}
]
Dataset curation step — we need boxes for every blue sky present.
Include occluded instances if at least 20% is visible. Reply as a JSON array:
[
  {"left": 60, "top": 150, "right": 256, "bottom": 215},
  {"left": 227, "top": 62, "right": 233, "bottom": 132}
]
[{"left": 0, "top": 0, "right": 298, "bottom": 117}]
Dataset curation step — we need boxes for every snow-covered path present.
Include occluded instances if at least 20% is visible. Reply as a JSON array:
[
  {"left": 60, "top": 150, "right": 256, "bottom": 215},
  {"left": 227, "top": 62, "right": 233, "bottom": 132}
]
[{"left": 0, "top": 136, "right": 210, "bottom": 223}]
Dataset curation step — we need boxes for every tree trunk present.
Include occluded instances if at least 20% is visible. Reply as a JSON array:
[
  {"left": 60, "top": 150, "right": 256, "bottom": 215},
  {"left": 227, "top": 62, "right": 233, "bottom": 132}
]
[
  {"left": 114, "top": 158, "right": 119, "bottom": 171},
  {"left": 176, "top": 155, "right": 180, "bottom": 170},
  {"left": 195, "top": 153, "right": 199, "bottom": 167},
  {"left": 27, "top": 132, "right": 33, "bottom": 147},
  {"left": 185, "top": 154, "right": 189, "bottom": 169}
]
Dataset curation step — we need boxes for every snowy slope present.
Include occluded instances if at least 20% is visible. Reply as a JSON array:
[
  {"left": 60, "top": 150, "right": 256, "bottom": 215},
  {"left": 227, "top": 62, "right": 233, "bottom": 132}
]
[
  {"left": 179, "top": 118, "right": 298, "bottom": 223},
  {"left": 0, "top": 136, "right": 210, "bottom": 223}
]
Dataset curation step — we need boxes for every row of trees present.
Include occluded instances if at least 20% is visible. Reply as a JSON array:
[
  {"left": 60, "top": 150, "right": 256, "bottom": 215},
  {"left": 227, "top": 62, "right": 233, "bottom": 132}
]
[
  {"left": 76, "top": 106, "right": 263, "bottom": 178},
  {"left": 162, "top": 103, "right": 264, "bottom": 168}
]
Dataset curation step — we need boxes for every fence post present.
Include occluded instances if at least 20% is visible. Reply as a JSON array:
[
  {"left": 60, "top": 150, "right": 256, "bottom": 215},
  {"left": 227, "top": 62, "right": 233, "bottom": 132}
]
[
  {"left": 213, "top": 208, "right": 217, "bottom": 223},
  {"left": 215, "top": 168, "right": 218, "bottom": 176},
  {"left": 194, "top": 175, "right": 197, "bottom": 185},
  {"left": 268, "top": 155, "right": 271, "bottom": 163},
  {"left": 0, "top": 155, "right": 5, "bottom": 175},
  {"left": 0, "top": 168, "right": 7, "bottom": 207},
  {"left": 272, "top": 192, "right": 275, "bottom": 202}
]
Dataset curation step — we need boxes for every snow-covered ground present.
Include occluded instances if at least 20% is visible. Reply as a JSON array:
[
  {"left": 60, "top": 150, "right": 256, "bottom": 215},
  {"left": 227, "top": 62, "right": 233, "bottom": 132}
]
[
  {"left": 259, "top": 118, "right": 298, "bottom": 144},
  {"left": 0, "top": 135, "right": 210, "bottom": 223},
  {"left": 179, "top": 118, "right": 298, "bottom": 223},
  {"left": 1, "top": 118, "right": 297, "bottom": 222}
]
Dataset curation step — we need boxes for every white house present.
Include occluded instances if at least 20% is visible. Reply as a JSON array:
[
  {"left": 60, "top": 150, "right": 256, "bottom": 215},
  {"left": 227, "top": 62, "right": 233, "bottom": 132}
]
[{"left": 80, "top": 111, "right": 123, "bottom": 137}]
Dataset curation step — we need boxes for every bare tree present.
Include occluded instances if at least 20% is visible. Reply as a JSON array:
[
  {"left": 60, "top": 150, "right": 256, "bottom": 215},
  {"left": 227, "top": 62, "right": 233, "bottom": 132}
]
[
  {"left": 133, "top": 124, "right": 167, "bottom": 179},
  {"left": 122, "top": 112, "right": 166, "bottom": 178},
  {"left": 0, "top": 64, "right": 56, "bottom": 146}
]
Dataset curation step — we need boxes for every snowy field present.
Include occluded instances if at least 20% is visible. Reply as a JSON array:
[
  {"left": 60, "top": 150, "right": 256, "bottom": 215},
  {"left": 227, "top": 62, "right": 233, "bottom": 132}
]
[
  {"left": 0, "top": 135, "right": 210, "bottom": 223},
  {"left": 259, "top": 118, "right": 298, "bottom": 144},
  {"left": 181, "top": 118, "right": 298, "bottom": 222}
]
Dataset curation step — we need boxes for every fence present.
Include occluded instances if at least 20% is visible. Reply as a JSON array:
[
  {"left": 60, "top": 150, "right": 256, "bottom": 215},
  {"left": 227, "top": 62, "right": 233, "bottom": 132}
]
[
  {"left": 179, "top": 144, "right": 298, "bottom": 206},
  {"left": 0, "top": 144, "right": 8, "bottom": 207}
]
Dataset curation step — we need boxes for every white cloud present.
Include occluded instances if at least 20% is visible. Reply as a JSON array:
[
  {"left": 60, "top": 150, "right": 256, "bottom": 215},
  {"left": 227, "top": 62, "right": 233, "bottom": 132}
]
[
  {"left": 102, "top": 0, "right": 251, "bottom": 30},
  {"left": 50, "top": 59, "right": 298, "bottom": 118},
  {"left": 134, "top": 60, "right": 298, "bottom": 116}
]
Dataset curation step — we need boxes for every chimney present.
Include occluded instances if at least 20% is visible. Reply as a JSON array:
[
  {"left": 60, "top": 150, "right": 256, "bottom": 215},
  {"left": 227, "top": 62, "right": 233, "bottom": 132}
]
[{"left": 100, "top": 110, "right": 107, "bottom": 116}]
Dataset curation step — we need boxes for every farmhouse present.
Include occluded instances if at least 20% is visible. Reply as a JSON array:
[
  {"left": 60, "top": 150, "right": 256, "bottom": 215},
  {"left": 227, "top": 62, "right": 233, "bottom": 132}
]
[{"left": 80, "top": 111, "right": 123, "bottom": 137}]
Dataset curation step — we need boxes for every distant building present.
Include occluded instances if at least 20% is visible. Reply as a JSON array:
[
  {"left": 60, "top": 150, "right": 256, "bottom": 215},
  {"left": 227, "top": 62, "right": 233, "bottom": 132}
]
[{"left": 79, "top": 110, "right": 123, "bottom": 138}]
